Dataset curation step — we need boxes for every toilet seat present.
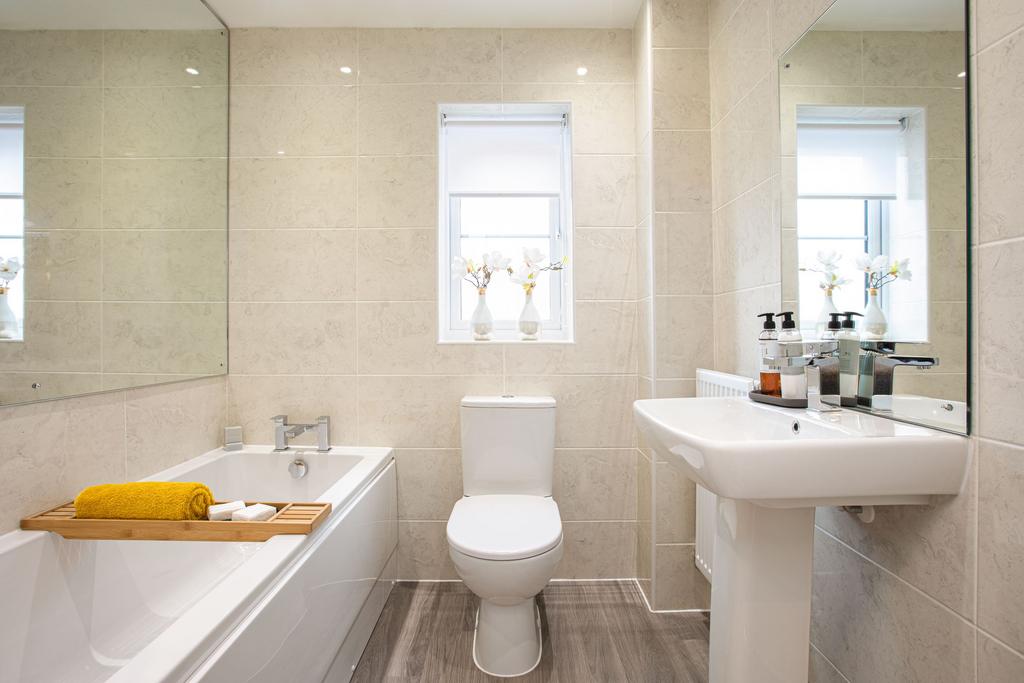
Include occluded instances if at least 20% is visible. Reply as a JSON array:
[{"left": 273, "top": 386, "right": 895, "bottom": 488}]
[{"left": 447, "top": 494, "right": 562, "bottom": 561}]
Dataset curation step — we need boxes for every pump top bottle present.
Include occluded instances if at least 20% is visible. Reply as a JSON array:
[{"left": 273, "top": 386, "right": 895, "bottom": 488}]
[
  {"left": 838, "top": 311, "right": 863, "bottom": 401},
  {"left": 776, "top": 312, "right": 806, "bottom": 400},
  {"left": 820, "top": 312, "right": 843, "bottom": 341},
  {"left": 757, "top": 313, "right": 781, "bottom": 396}
]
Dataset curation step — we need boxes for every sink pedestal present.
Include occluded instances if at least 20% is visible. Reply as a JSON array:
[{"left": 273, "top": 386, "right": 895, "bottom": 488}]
[{"left": 709, "top": 499, "right": 815, "bottom": 683}]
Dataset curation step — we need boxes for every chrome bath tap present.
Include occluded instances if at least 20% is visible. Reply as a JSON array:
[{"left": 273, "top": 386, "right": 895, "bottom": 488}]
[{"left": 272, "top": 415, "right": 331, "bottom": 452}]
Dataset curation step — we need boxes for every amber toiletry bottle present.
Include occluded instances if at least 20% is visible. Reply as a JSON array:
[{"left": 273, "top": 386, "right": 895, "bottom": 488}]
[{"left": 757, "top": 313, "right": 781, "bottom": 396}]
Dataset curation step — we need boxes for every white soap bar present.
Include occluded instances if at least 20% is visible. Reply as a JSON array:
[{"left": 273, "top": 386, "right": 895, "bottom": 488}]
[
  {"left": 208, "top": 500, "right": 245, "bottom": 521},
  {"left": 232, "top": 503, "right": 277, "bottom": 522}
]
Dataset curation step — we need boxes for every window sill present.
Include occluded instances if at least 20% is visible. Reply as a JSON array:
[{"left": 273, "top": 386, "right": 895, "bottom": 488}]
[{"left": 437, "top": 337, "right": 575, "bottom": 346}]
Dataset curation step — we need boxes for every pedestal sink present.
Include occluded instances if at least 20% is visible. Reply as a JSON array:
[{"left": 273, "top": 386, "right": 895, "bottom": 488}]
[{"left": 633, "top": 397, "right": 970, "bottom": 683}]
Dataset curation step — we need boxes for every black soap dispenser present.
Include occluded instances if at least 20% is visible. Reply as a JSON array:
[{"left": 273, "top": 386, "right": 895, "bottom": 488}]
[
  {"left": 821, "top": 312, "right": 843, "bottom": 341},
  {"left": 757, "top": 313, "right": 780, "bottom": 396}
]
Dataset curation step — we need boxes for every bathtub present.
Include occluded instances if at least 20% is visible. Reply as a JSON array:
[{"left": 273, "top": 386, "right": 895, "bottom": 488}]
[{"left": 0, "top": 445, "right": 397, "bottom": 683}]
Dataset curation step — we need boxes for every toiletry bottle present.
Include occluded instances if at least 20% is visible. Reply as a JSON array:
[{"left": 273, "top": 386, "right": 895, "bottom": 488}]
[
  {"left": 838, "top": 312, "right": 863, "bottom": 403},
  {"left": 821, "top": 312, "right": 842, "bottom": 341},
  {"left": 777, "top": 312, "right": 806, "bottom": 400},
  {"left": 757, "top": 313, "right": 781, "bottom": 396}
]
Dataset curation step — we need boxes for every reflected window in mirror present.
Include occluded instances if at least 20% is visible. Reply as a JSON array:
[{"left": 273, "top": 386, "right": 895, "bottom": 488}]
[{"left": 0, "top": 106, "right": 24, "bottom": 341}]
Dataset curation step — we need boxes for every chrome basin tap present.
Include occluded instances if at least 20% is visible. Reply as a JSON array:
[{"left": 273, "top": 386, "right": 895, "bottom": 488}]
[
  {"left": 272, "top": 415, "right": 331, "bottom": 452},
  {"left": 857, "top": 342, "right": 938, "bottom": 411},
  {"left": 763, "top": 340, "right": 842, "bottom": 412}
]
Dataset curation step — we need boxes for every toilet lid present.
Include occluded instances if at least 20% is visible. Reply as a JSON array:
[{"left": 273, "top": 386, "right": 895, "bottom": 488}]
[{"left": 447, "top": 495, "right": 562, "bottom": 561}]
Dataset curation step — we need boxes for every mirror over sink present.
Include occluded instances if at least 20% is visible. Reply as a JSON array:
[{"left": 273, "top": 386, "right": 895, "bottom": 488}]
[
  {"left": 0, "top": 0, "right": 227, "bottom": 406},
  {"left": 777, "top": 0, "right": 969, "bottom": 434}
]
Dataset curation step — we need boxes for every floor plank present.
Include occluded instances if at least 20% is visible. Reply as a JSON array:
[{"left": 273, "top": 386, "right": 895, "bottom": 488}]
[{"left": 351, "top": 581, "right": 709, "bottom": 682}]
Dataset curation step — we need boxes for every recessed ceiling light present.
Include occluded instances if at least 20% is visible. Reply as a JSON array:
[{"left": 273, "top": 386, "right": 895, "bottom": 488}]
[
  {"left": 957, "top": 71, "right": 966, "bottom": 78},
  {"left": 185, "top": 67, "right": 200, "bottom": 76},
  {"left": 339, "top": 66, "right": 352, "bottom": 74},
  {"left": 576, "top": 66, "right": 588, "bottom": 77},
  {"left": 276, "top": 150, "right": 285, "bottom": 155}
]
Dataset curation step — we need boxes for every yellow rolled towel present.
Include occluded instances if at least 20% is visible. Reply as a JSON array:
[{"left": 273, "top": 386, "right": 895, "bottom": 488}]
[{"left": 74, "top": 482, "right": 214, "bottom": 521}]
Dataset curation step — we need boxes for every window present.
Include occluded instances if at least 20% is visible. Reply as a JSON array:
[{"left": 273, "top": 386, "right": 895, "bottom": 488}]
[
  {"left": 438, "top": 104, "right": 574, "bottom": 342},
  {"left": 0, "top": 106, "right": 24, "bottom": 341}
]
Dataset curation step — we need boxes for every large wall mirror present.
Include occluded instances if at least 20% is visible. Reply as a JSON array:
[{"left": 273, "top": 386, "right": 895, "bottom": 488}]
[
  {"left": 779, "top": 0, "right": 969, "bottom": 433},
  {"left": 0, "top": 0, "right": 227, "bottom": 405}
]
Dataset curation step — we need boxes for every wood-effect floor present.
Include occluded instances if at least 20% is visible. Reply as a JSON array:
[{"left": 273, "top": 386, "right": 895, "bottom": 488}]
[{"left": 351, "top": 580, "right": 710, "bottom": 682}]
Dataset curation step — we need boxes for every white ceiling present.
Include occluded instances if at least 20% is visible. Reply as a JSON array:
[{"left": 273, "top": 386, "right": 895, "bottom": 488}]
[
  {"left": 814, "top": 0, "right": 965, "bottom": 32},
  {"left": 0, "top": 0, "right": 224, "bottom": 30},
  {"left": 205, "top": 0, "right": 643, "bottom": 29}
]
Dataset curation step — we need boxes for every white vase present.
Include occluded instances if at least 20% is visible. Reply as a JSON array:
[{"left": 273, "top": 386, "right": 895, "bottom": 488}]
[
  {"left": 518, "top": 290, "right": 541, "bottom": 340},
  {"left": 0, "top": 290, "right": 17, "bottom": 340},
  {"left": 861, "top": 288, "right": 887, "bottom": 339},
  {"left": 815, "top": 290, "right": 839, "bottom": 339},
  {"left": 471, "top": 289, "right": 493, "bottom": 341}
]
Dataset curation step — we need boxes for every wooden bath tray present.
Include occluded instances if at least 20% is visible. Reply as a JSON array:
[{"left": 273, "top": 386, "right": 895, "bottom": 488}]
[{"left": 20, "top": 501, "right": 332, "bottom": 542}]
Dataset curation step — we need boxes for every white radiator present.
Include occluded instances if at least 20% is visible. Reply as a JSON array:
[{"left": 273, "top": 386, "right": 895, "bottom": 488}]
[{"left": 694, "top": 369, "right": 755, "bottom": 583}]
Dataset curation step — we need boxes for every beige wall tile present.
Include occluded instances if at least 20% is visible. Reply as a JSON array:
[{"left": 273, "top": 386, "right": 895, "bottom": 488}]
[
  {"left": 653, "top": 130, "right": 712, "bottom": 212},
  {"left": 708, "top": 0, "right": 771, "bottom": 124},
  {"left": 655, "top": 460, "right": 697, "bottom": 543},
  {"left": 24, "top": 159, "right": 101, "bottom": 230},
  {"left": 0, "top": 302, "right": 100, "bottom": 372},
  {"left": 977, "top": 240, "right": 1024, "bottom": 442},
  {"left": 502, "top": 29, "right": 633, "bottom": 83},
  {"left": 653, "top": 0, "right": 709, "bottom": 49},
  {"left": 653, "top": 48, "right": 711, "bottom": 129},
  {"left": 356, "top": 301, "right": 502, "bottom": 376},
  {"left": 574, "top": 228, "right": 638, "bottom": 301},
  {"left": 25, "top": 231, "right": 102, "bottom": 301},
  {"left": 102, "top": 303, "right": 225, "bottom": 375},
  {"left": 635, "top": 5, "right": 653, "bottom": 143},
  {"left": 557, "top": 521, "right": 636, "bottom": 579},
  {"left": 230, "top": 228, "right": 357, "bottom": 302},
  {"left": 103, "top": 86, "right": 226, "bottom": 158},
  {"left": 0, "top": 86, "right": 101, "bottom": 157},
  {"left": 928, "top": 158, "right": 968, "bottom": 230},
  {"left": 505, "top": 301, "right": 637, "bottom": 375},
  {"left": 503, "top": 83, "right": 635, "bottom": 154},
  {"left": 976, "top": 0, "right": 1024, "bottom": 52},
  {"left": 229, "top": 302, "right": 357, "bottom": 375},
  {"left": 230, "top": 157, "right": 356, "bottom": 229},
  {"left": 357, "top": 375, "right": 502, "bottom": 448},
  {"left": 713, "top": 178, "right": 779, "bottom": 292},
  {"left": 771, "top": 0, "right": 836, "bottom": 60},
  {"left": 978, "top": 29, "right": 1024, "bottom": 243},
  {"left": 0, "top": 372, "right": 102, "bottom": 404},
  {"left": 814, "top": 450, "right": 976, "bottom": 618},
  {"left": 356, "top": 229, "right": 436, "bottom": 301},
  {"left": 711, "top": 73, "right": 776, "bottom": 208},
  {"left": 863, "top": 86, "right": 965, "bottom": 160},
  {"left": 125, "top": 376, "right": 224, "bottom": 479},
  {"left": 102, "top": 230, "right": 225, "bottom": 302},
  {"left": 978, "top": 439, "right": 1024, "bottom": 652},
  {"left": 655, "top": 295, "right": 715, "bottom": 378},
  {"left": 230, "top": 85, "right": 356, "bottom": 157},
  {"left": 573, "top": 155, "right": 637, "bottom": 227},
  {"left": 811, "top": 529, "right": 975, "bottom": 682},
  {"left": 398, "top": 520, "right": 457, "bottom": 580},
  {"left": 652, "top": 544, "right": 710, "bottom": 609},
  {"left": 357, "top": 156, "right": 436, "bottom": 228},
  {"left": 554, "top": 449, "right": 637, "bottom": 521},
  {"left": 780, "top": 31, "right": 862, "bottom": 86},
  {"left": 713, "top": 284, "right": 779, "bottom": 377},
  {"left": 862, "top": 32, "right": 966, "bottom": 88},
  {"left": 655, "top": 378, "right": 696, "bottom": 397},
  {"left": 358, "top": 29, "right": 501, "bottom": 84},
  {"left": 229, "top": 28, "right": 357, "bottom": 85},
  {"left": 103, "top": 158, "right": 226, "bottom": 229},
  {"left": 654, "top": 212, "right": 713, "bottom": 295},
  {"left": 708, "top": 0, "right": 745, "bottom": 43},
  {"left": 978, "top": 632, "right": 1024, "bottom": 682},
  {"left": 505, "top": 375, "right": 637, "bottom": 448},
  {"left": 0, "top": 391, "right": 126, "bottom": 533},
  {"left": 0, "top": 30, "right": 102, "bottom": 86},
  {"left": 395, "top": 449, "right": 462, "bottom": 520},
  {"left": 358, "top": 83, "right": 500, "bottom": 155},
  {"left": 103, "top": 30, "right": 227, "bottom": 86},
  {"left": 226, "top": 374, "right": 358, "bottom": 446}
]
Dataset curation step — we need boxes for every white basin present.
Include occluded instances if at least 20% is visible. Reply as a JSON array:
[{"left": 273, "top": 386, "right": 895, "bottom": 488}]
[
  {"left": 632, "top": 397, "right": 970, "bottom": 683},
  {"left": 633, "top": 397, "right": 969, "bottom": 507},
  {"left": 890, "top": 394, "right": 968, "bottom": 433}
]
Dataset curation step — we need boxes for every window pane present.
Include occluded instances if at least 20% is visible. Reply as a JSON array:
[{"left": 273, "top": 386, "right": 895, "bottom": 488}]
[
  {"left": 797, "top": 237, "right": 866, "bottom": 332},
  {"left": 797, "top": 198, "right": 866, "bottom": 238},
  {"left": 458, "top": 236, "right": 552, "bottom": 322},
  {"left": 0, "top": 120, "right": 24, "bottom": 194},
  {"left": 458, "top": 196, "right": 553, "bottom": 237},
  {"left": 0, "top": 198, "right": 23, "bottom": 238},
  {"left": 0, "top": 237, "right": 24, "bottom": 327}
]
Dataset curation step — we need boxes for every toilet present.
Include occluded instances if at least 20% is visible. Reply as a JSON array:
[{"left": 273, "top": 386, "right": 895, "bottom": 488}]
[{"left": 446, "top": 395, "right": 563, "bottom": 677}]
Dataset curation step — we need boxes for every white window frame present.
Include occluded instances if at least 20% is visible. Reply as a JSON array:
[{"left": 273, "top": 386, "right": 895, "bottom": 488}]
[
  {"left": 437, "top": 103, "right": 575, "bottom": 343},
  {"left": 0, "top": 107, "right": 25, "bottom": 342}
]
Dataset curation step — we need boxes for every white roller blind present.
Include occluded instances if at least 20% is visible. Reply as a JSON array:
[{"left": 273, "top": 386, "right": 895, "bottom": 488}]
[
  {"left": 444, "top": 120, "right": 564, "bottom": 194},
  {"left": 797, "top": 122, "right": 902, "bottom": 198}
]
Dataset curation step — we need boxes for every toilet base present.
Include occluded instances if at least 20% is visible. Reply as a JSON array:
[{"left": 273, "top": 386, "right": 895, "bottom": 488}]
[{"left": 472, "top": 597, "right": 543, "bottom": 677}]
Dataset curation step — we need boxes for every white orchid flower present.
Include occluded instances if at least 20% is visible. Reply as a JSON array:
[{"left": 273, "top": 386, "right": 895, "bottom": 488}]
[
  {"left": 482, "top": 251, "right": 511, "bottom": 271},
  {"left": 523, "top": 247, "right": 546, "bottom": 268},
  {"left": 451, "top": 255, "right": 470, "bottom": 279},
  {"left": 856, "top": 253, "right": 889, "bottom": 274},
  {"left": 816, "top": 250, "right": 842, "bottom": 271},
  {"left": 0, "top": 257, "right": 21, "bottom": 283}
]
